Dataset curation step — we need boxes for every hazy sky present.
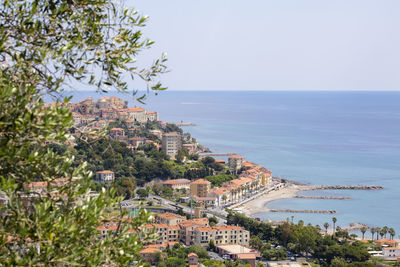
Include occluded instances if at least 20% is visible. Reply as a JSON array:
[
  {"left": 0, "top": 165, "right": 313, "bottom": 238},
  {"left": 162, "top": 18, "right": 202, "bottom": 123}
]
[{"left": 130, "top": 0, "right": 400, "bottom": 91}]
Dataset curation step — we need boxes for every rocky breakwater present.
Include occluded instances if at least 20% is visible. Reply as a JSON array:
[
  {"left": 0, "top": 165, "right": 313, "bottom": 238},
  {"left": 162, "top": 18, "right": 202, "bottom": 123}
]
[
  {"left": 295, "top": 195, "right": 351, "bottom": 200},
  {"left": 270, "top": 209, "right": 336, "bottom": 214},
  {"left": 310, "top": 185, "right": 383, "bottom": 190}
]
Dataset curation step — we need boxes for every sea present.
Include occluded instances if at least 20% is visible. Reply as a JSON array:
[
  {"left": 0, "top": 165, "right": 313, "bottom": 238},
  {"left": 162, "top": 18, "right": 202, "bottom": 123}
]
[{"left": 58, "top": 90, "right": 400, "bottom": 236}]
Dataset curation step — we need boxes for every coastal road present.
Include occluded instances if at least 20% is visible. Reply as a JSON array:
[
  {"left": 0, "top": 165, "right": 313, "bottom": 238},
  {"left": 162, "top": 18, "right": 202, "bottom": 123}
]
[{"left": 149, "top": 194, "right": 227, "bottom": 224}]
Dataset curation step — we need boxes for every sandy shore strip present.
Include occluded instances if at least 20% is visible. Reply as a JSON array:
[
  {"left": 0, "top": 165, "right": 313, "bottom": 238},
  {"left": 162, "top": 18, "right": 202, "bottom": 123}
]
[{"left": 238, "top": 183, "right": 313, "bottom": 216}]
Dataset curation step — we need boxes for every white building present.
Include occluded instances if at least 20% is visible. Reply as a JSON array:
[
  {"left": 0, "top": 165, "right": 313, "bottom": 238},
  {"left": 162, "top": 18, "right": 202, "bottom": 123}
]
[
  {"left": 382, "top": 247, "right": 400, "bottom": 260},
  {"left": 96, "top": 170, "right": 115, "bottom": 183}
]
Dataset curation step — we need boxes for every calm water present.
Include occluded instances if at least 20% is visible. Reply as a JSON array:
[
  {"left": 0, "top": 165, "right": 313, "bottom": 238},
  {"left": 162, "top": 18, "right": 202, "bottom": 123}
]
[{"left": 60, "top": 90, "right": 400, "bottom": 234}]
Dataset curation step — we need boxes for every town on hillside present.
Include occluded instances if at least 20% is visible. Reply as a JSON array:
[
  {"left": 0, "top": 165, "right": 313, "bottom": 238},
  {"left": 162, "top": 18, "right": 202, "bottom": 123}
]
[
  {"left": 10, "top": 96, "right": 279, "bottom": 266},
  {"left": 5, "top": 96, "right": 393, "bottom": 267}
]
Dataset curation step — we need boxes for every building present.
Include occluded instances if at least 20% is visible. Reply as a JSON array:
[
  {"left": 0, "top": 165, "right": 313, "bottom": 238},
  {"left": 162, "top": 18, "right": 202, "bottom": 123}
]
[
  {"left": 215, "top": 159, "right": 226, "bottom": 165},
  {"left": 188, "top": 253, "right": 199, "bottom": 266},
  {"left": 149, "top": 129, "right": 163, "bottom": 139},
  {"left": 155, "top": 213, "right": 185, "bottom": 226},
  {"left": 140, "top": 248, "right": 161, "bottom": 264},
  {"left": 193, "top": 225, "right": 250, "bottom": 247},
  {"left": 126, "top": 107, "right": 146, "bottom": 122},
  {"left": 228, "top": 155, "right": 245, "bottom": 171},
  {"left": 109, "top": 128, "right": 125, "bottom": 138},
  {"left": 162, "top": 179, "right": 191, "bottom": 190},
  {"left": 183, "top": 143, "right": 197, "bottom": 155},
  {"left": 382, "top": 247, "right": 400, "bottom": 260},
  {"left": 142, "top": 224, "right": 181, "bottom": 243},
  {"left": 96, "top": 170, "right": 115, "bottom": 183},
  {"left": 216, "top": 245, "right": 259, "bottom": 267},
  {"left": 146, "top": 111, "right": 158, "bottom": 121},
  {"left": 376, "top": 238, "right": 398, "bottom": 247},
  {"left": 178, "top": 218, "right": 209, "bottom": 246},
  {"left": 190, "top": 179, "right": 211, "bottom": 197},
  {"left": 128, "top": 137, "right": 146, "bottom": 148},
  {"left": 162, "top": 132, "right": 182, "bottom": 159}
]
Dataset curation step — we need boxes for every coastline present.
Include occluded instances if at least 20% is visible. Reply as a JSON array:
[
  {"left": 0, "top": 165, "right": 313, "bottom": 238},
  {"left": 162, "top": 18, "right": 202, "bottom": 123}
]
[{"left": 238, "top": 183, "right": 311, "bottom": 216}]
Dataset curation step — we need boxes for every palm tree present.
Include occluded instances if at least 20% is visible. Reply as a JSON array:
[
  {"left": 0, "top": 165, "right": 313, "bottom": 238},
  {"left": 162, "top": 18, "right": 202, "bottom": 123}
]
[
  {"left": 324, "top": 222, "right": 329, "bottom": 235},
  {"left": 360, "top": 226, "right": 367, "bottom": 240},
  {"left": 382, "top": 226, "right": 389, "bottom": 239},
  {"left": 332, "top": 217, "right": 337, "bottom": 236},
  {"left": 379, "top": 229, "right": 385, "bottom": 239},
  {"left": 375, "top": 227, "right": 381, "bottom": 240},
  {"left": 222, "top": 194, "right": 227, "bottom": 206},
  {"left": 389, "top": 228, "right": 396, "bottom": 240},
  {"left": 370, "top": 228, "right": 376, "bottom": 240}
]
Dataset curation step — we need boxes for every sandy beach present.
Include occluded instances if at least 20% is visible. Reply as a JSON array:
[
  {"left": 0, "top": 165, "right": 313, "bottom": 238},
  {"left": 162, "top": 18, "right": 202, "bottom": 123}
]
[{"left": 237, "top": 183, "right": 312, "bottom": 216}]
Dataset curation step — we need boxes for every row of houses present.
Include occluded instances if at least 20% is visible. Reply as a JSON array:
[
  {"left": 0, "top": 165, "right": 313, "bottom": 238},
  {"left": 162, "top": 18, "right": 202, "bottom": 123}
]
[
  {"left": 96, "top": 213, "right": 250, "bottom": 248},
  {"left": 162, "top": 155, "right": 272, "bottom": 207}
]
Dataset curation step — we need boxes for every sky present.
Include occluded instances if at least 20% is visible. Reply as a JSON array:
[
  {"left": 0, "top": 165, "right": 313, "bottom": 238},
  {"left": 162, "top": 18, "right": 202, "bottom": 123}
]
[{"left": 128, "top": 0, "right": 400, "bottom": 91}]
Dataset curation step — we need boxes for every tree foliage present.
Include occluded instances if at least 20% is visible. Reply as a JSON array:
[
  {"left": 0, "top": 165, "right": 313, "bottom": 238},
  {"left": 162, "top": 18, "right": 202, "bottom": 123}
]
[{"left": 0, "top": 0, "right": 167, "bottom": 265}]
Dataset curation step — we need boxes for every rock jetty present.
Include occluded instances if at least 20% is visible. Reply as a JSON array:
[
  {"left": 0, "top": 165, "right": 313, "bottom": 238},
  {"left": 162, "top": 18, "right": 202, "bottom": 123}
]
[
  {"left": 295, "top": 195, "right": 351, "bottom": 200},
  {"left": 270, "top": 209, "right": 336, "bottom": 214},
  {"left": 310, "top": 185, "right": 383, "bottom": 190}
]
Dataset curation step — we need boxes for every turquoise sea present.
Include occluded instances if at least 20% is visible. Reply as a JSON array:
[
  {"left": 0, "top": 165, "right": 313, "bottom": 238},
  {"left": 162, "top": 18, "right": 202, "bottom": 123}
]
[{"left": 62, "top": 90, "right": 400, "bottom": 235}]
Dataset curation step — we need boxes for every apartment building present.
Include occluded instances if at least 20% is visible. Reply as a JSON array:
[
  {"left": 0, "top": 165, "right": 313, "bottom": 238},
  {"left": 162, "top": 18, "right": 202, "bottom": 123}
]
[
  {"left": 162, "top": 179, "right": 191, "bottom": 190},
  {"left": 142, "top": 224, "right": 181, "bottom": 243},
  {"left": 155, "top": 213, "right": 185, "bottom": 226},
  {"left": 228, "top": 154, "right": 245, "bottom": 171},
  {"left": 161, "top": 132, "right": 182, "bottom": 159},
  {"left": 190, "top": 179, "right": 211, "bottom": 197},
  {"left": 193, "top": 225, "right": 250, "bottom": 247},
  {"left": 178, "top": 218, "right": 209, "bottom": 246}
]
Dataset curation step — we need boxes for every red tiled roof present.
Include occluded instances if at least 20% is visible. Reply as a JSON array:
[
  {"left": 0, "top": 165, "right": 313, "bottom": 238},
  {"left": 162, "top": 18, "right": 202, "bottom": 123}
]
[
  {"left": 127, "top": 107, "right": 145, "bottom": 112},
  {"left": 236, "top": 253, "right": 256, "bottom": 260},
  {"left": 162, "top": 179, "right": 191, "bottom": 185},
  {"left": 191, "top": 179, "right": 211, "bottom": 185},
  {"left": 140, "top": 248, "right": 160, "bottom": 254},
  {"left": 157, "top": 213, "right": 185, "bottom": 219},
  {"left": 229, "top": 154, "right": 244, "bottom": 159}
]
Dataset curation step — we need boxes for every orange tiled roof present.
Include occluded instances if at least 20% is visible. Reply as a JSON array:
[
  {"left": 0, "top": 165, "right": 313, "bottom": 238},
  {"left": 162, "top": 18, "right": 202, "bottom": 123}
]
[
  {"left": 96, "top": 170, "right": 114, "bottom": 174},
  {"left": 229, "top": 154, "right": 244, "bottom": 159},
  {"left": 143, "top": 223, "right": 168, "bottom": 229},
  {"left": 168, "top": 225, "right": 180, "bottom": 230},
  {"left": 110, "top": 128, "right": 124, "bottom": 131},
  {"left": 377, "top": 239, "right": 398, "bottom": 243},
  {"left": 127, "top": 107, "right": 145, "bottom": 112},
  {"left": 213, "top": 225, "right": 244, "bottom": 231},
  {"left": 196, "top": 227, "right": 217, "bottom": 232},
  {"left": 236, "top": 253, "right": 256, "bottom": 260},
  {"left": 188, "top": 253, "right": 198, "bottom": 257},
  {"left": 383, "top": 247, "right": 400, "bottom": 250},
  {"left": 146, "top": 243, "right": 167, "bottom": 249},
  {"left": 140, "top": 247, "right": 160, "bottom": 254},
  {"left": 178, "top": 218, "right": 209, "bottom": 227},
  {"left": 162, "top": 179, "right": 191, "bottom": 185},
  {"left": 96, "top": 225, "right": 118, "bottom": 231},
  {"left": 191, "top": 179, "right": 211, "bottom": 185},
  {"left": 157, "top": 212, "right": 185, "bottom": 219}
]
